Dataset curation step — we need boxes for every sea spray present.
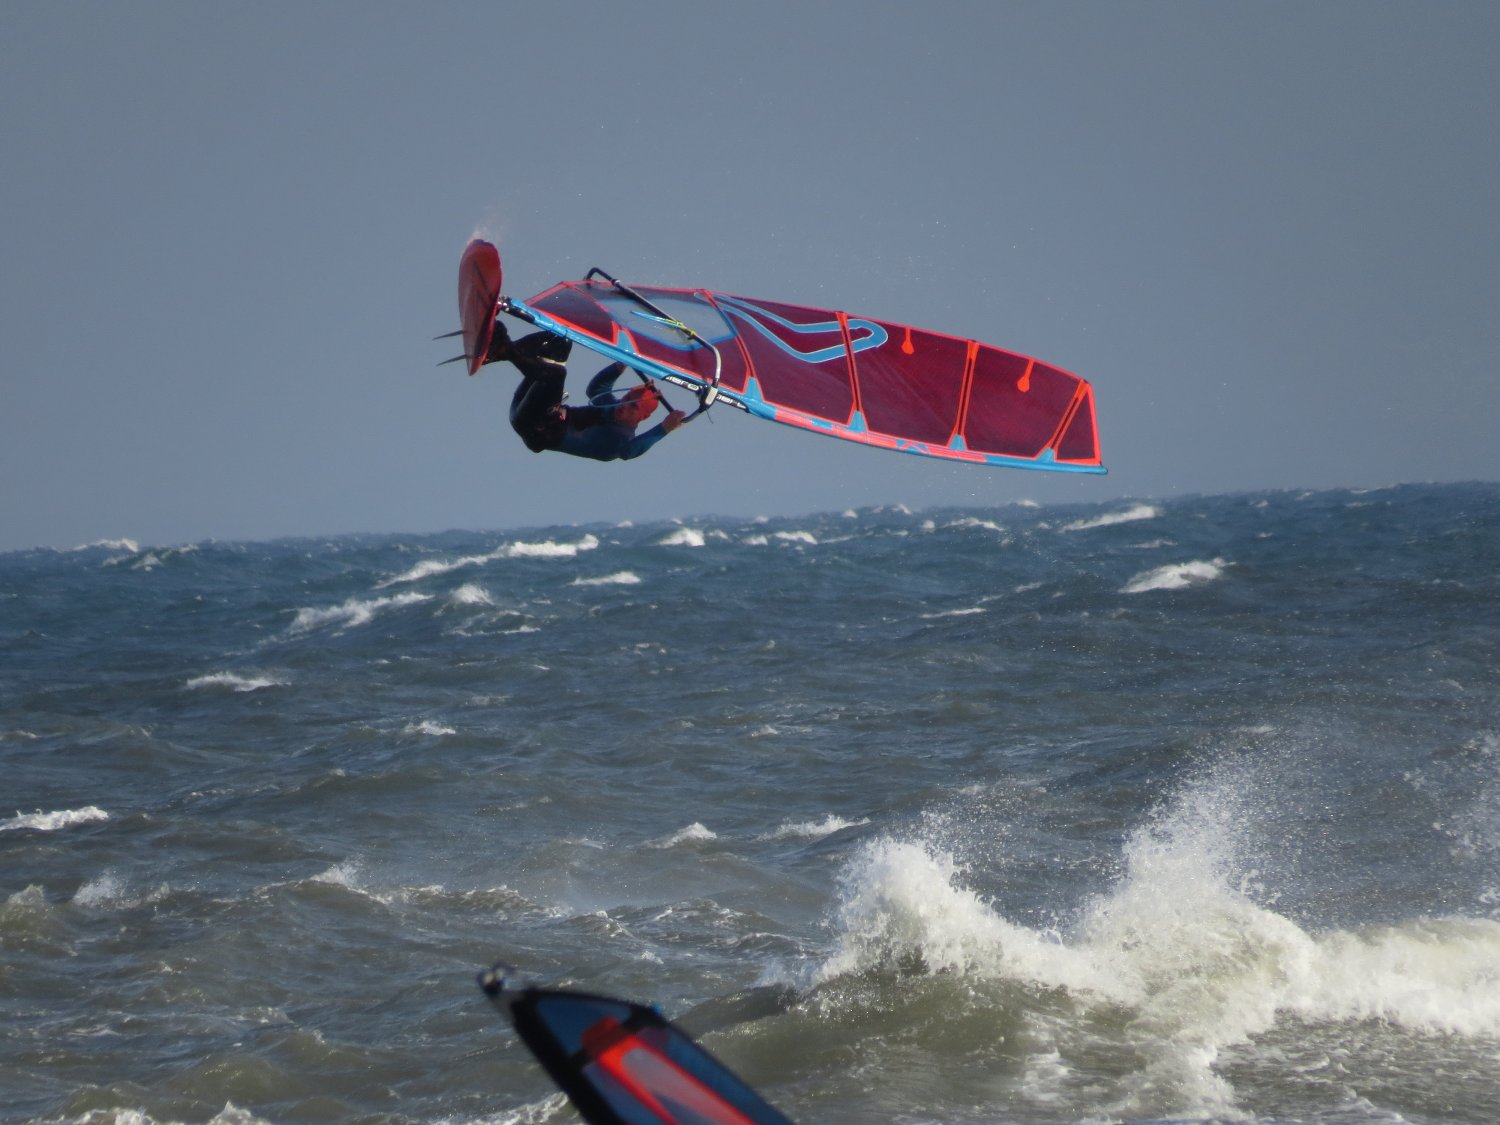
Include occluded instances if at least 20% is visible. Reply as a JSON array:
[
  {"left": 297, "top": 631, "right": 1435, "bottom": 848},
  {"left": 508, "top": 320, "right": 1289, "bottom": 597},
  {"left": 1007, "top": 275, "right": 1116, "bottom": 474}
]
[{"left": 812, "top": 753, "right": 1500, "bottom": 1120}]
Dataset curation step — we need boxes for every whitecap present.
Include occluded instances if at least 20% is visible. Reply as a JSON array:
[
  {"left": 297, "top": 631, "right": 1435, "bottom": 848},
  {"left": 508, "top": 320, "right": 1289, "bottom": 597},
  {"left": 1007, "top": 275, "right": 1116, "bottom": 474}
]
[
  {"left": 71, "top": 873, "right": 164, "bottom": 909},
  {"left": 185, "top": 671, "right": 286, "bottom": 693},
  {"left": 501, "top": 533, "right": 599, "bottom": 559},
  {"left": 404, "top": 720, "right": 456, "bottom": 736},
  {"left": 472, "top": 1092, "right": 571, "bottom": 1125},
  {"left": 1121, "top": 558, "right": 1228, "bottom": 594},
  {"left": 287, "top": 592, "right": 432, "bottom": 634},
  {"left": 1062, "top": 503, "right": 1160, "bottom": 532},
  {"left": 450, "top": 583, "right": 495, "bottom": 606},
  {"left": 383, "top": 555, "right": 489, "bottom": 586},
  {"left": 310, "top": 860, "right": 363, "bottom": 890},
  {"left": 650, "top": 822, "right": 718, "bottom": 848},
  {"left": 759, "top": 814, "right": 871, "bottom": 841},
  {"left": 1, "top": 806, "right": 110, "bottom": 833},
  {"left": 920, "top": 607, "right": 986, "bottom": 619},
  {"left": 657, "top": 527, "right": 706, "bottom": 547},
  {"left": 379, "top": 534, "right": 599, "bottom": 586},
  {"left": 36, "top": 1103, "right": 273, "bottom": 1125},
  {"left": 773, "top": 530, "right": 818, "bottom": 545},
  {"left": 571, "top": 571, "right": 641, "bottom": 587},
  {"left": 70, "top": 537, "right": 140, "bottom": 553}
]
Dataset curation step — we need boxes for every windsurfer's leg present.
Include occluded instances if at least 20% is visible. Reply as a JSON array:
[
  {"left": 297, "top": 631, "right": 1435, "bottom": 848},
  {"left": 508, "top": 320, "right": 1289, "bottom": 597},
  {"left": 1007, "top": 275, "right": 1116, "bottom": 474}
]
[
  {"left": 510, "top": 369, "right": 565, "bottom": 433},
  {"left": 483, "top": 318, "right": 513, "bottom": 364},
  {"left": 497, "top": 332, "right": 575, "bottom": 453},
  {"left": 508, "top": 331, "right": 572, "bottom": 375}
]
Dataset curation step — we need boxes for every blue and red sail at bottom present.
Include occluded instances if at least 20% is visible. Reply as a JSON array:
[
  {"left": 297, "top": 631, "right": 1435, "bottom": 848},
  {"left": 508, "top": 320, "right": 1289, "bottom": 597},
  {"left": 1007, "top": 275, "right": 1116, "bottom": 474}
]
[{"left": 480, "top": 966, "right": 796, "bottom": 1125}]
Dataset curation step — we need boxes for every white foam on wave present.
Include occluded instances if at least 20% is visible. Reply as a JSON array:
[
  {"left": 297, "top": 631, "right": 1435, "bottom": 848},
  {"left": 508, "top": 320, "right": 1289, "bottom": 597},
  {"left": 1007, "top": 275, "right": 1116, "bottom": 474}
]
[
  {"left": 461, "top": 1091, "right": 571, "bottom": 1125},
  {"left": 816, "top": 769, "right": 1500, "bottom": 1120},
  {"left": 773, "top": 530, "right": 818, "bottom": 545},
  {"left": 2, "top": 806, "right": 110, "bottom": 833},
  {"left": 287, "top": 592, "right": 432, "bottom": 635},
  {"left": 310, "top": 860, "right": 364, "bottom": 891},
  {"left": 1062, "top": 503, "right": 1160, "bottom": 532},
  {"left": 571, "top": 571, "right": 641, "bottom": 587},
  {"left": 759, "top": 814, "right": 871, "bottom": 842},
  {"left": 450, "top": 583, "right": 495, "bottom": 606},
  {"left": 379, "top": 534, "right": 600, "bottom": 586},
  {"left": 185, "top": 671, "right": 286, "bottom": 693},
  {"left": 1121, "top": 558, "right": 1228, "bottom": 594},
  {"left": 503, "top": 533, "right": 599, "bottom": 559},
  {"left": 403, "top": 720, "right": 456, "bottom": 737},
  {"left": 657, "top": 527, "right": 706, "bottom": 547},
  {"left": 2, "top": 885, "right": 50, "bottom": 916},
  {"left": 70, "top": 537, "right": 140, "bottom": 554},
  {"left": 920, "top": 607, "right": 986, "bottom": 620},
  {"left": 72, "top": 873, "right": 128, "bottom": 907},
  {"left": 650, "top": 822, "right": 718, "bottom": 848},
  {"left": 386, "top": 556, "right": 488, "bottom": 585},
  {"left": 48, "top": 1105, "right": 273, "bottom": 1125},
  {"left": 70, "top": 872, "right": 167, "bottom": 910}
]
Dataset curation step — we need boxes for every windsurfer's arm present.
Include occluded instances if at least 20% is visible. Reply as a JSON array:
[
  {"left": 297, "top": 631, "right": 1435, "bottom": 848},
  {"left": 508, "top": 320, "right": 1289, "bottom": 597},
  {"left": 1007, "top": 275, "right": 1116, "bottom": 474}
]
[{"left": 618, "top": 411, "right": 687, "bottom": 460}]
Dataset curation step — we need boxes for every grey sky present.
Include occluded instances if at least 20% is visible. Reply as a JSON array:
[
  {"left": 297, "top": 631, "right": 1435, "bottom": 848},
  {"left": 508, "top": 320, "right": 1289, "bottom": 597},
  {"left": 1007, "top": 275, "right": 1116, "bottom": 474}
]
[{"left": 3, "top": 1, "right": 1496, "bottom": 552}]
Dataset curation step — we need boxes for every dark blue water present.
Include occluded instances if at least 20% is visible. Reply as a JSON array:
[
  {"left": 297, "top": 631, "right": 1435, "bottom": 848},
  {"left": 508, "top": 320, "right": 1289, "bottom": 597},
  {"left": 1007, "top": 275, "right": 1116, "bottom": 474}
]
[{"left": 3, "top": 483, "right": 1498, "bottom": 1125}]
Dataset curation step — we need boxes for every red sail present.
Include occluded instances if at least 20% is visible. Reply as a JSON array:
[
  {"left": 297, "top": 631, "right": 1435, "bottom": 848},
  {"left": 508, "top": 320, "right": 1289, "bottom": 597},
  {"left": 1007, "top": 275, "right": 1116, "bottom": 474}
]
[{"left": 516, "top": 278, "right": 1103, "bottom": 473}]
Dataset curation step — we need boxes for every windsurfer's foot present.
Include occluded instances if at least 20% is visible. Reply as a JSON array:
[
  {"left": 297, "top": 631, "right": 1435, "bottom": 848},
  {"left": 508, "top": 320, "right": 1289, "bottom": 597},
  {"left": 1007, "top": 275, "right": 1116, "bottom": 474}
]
[{"left": 482, "top": 320, "right": 513, "bottom": 365}]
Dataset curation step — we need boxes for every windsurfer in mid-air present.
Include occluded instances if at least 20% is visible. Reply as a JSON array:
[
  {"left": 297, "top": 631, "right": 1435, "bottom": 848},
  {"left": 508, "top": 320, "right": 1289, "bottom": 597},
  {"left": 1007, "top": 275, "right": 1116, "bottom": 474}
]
[{"left": 483, "top": 320, "right": 686, "bottom": 461}]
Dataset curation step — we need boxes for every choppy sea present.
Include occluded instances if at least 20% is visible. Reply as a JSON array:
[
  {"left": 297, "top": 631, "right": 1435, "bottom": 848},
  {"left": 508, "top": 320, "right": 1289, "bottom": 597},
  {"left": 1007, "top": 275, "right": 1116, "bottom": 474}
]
[{"left": 3, "top": 482, "right": 1498, "bottom": 1125}]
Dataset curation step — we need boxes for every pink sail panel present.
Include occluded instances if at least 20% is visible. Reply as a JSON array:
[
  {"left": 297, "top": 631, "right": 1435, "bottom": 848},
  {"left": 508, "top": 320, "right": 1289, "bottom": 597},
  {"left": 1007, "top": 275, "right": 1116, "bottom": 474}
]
[{"left": 522, "top": 279, "right": 1103, "bottom": 473}]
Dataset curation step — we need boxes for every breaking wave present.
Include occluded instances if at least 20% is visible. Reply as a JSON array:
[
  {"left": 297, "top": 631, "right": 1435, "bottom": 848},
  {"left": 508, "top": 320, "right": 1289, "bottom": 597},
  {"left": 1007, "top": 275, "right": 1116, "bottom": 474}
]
[
  {"left": 759, "top": 814, "right": 871, "bottom": 842},
  {"left": 657, "top": 527, "right": 706, "bottom": 548},
  {"left": 1062, "top": 503, "right": 1160, "bottom": 532},
  {"left": 449, "top": 583, "right": 495, "bottom": 606},
  {"left": 650, "top": 822, "right": 718, "bottom": 848},
  {"left": 1121, "top": 558, "right": 1228, "bottom": 593},
  {"left": 286, "top": 592, "right": 432, "bottom": 634},
  {"left": 379, "top": 534, "right": 600, "bottom": 586},
  {"left": 185, "top": 671, "right": 286, "bottom": 693},
  {"left": 571, "top": 571, "right": 642, "bottom": 587},
  {"left": 2, "top": 806, "right": 110, "bottom": 833},
  {"left": 816, "top": 766, "right": 1500, "bottom": 1119}
]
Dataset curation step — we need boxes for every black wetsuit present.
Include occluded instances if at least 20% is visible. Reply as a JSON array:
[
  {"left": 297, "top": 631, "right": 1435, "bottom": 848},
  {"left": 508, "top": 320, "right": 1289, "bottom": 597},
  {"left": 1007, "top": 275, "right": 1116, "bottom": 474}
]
[{"left": 507, "top": 333, "right": 675, "bottom": 461}]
